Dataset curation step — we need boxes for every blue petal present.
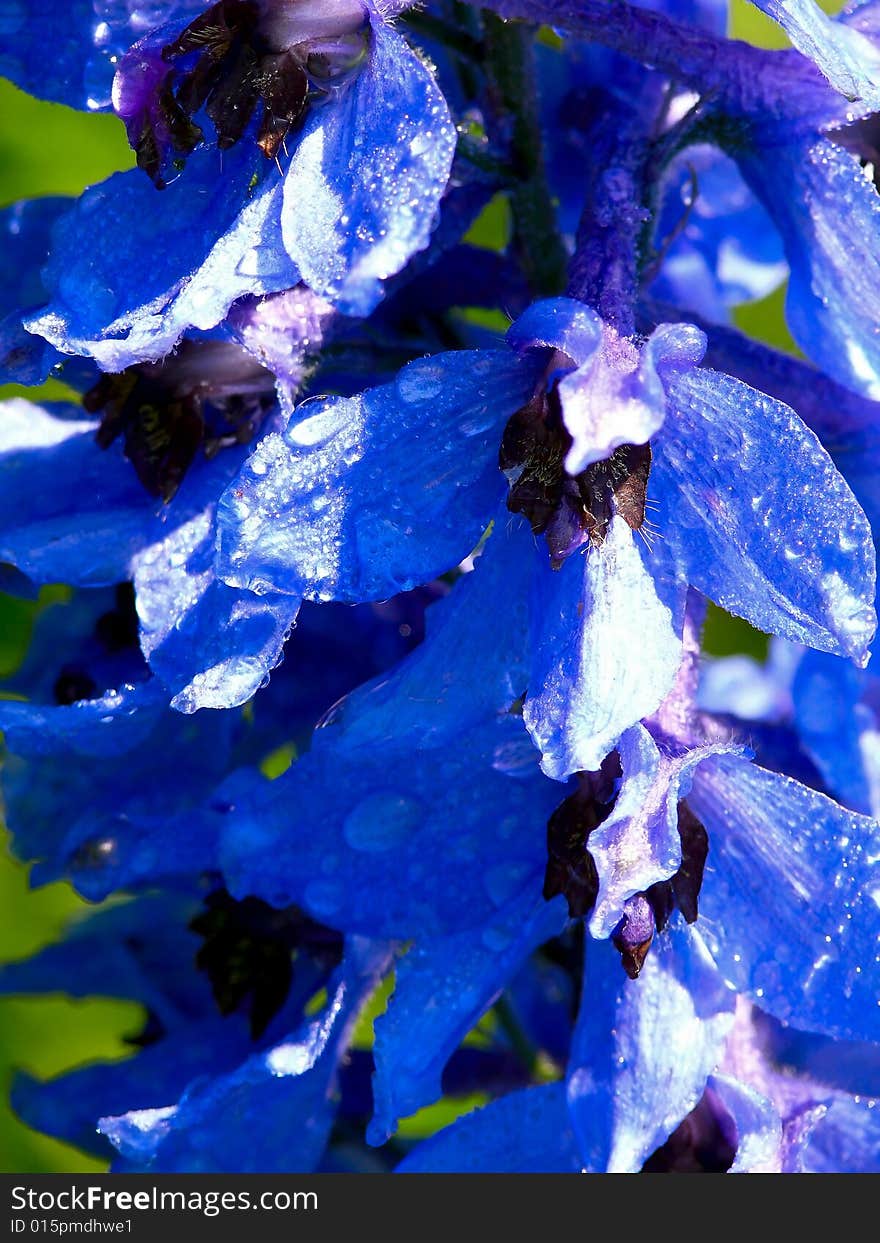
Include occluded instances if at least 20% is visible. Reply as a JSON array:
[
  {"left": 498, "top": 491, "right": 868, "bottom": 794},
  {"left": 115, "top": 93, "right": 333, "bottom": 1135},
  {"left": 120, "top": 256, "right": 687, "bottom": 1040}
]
[
  {"left": 323, "top": 512, "right": 534, "bottom": 747},
  {"left": 740, "top": 138, "right": 880, "bottom": 399},
  {"left": 752, "top": 0, "right": 880, "bottom": 105},
  {"left": 506, "top": 297, "right": 601, "bottom": 365},
  {"left": 369, "top": 893, "right": 566, "bottom": 1144},
  {"left": 0, "top": 681, "right": 235, "bottom": 891},
  {"left": 220, "top": 715, "right": 557, "bottom": 939},
  {"left": 558, "top": 322, "right": 704, "bottom": 475},
  {"left": 0, "top": 893, "right": 210, "bottom": 1016},
  {"left": 0, "top": 197, "right": 77, "bottom": 385},
  {"left": 649, "top": 146, "right": 786, "bottom": 322},
  {"left": 792, "top": 649, "right": 878, "bottom": 815},
  {"left": 216, "top": 350, "right": 535, "bottom": 601},
  {"left": 525, "top": 516, "right": 683, "bottom": 780},
  {"left": 280, "top": 20, "right": 455, "bottom": 316},
  {"left": 98, "top": 940, "right": 390, "bottom": 1172},
  {"left": 689, "top": 755, "right": 880, "bottom": 1042},
  {"left": 132, "top": 508, "right": 300, "bottom": 712},
  {"left": 0, "top": 0, "right": 204, "bottom": 109},
  {"left": 708, "top": 1073, "right": 783, "bottom": 1173},
  {"left": 567, "top": 925, "right": 735, "bottom": 1172},
  {"left": 587, "top": 725, "right": 744, "bottom": 938},
  {"left": 654, "top": 367, "right": 877, "bottom": 664},
  {"left": 802, "top": 1096, "right": 880, "bottom": 1172},
  {"left": 0, "top": 399, "right": 152, "bottom": 585},
  {"left": 396, "top": 1083, "right": 583, "bottom": 1173},
  {"left": 27, "top": 147, "right": 298, "bottom": 370},
  {"left": 696, "top": 320, "right": 880, "bottom": 545}
]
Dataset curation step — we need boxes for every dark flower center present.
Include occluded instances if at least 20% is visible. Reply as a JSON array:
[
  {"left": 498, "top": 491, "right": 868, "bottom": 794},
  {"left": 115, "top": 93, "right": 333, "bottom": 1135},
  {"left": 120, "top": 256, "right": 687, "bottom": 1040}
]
[
  {"left": 500, "top": 383, "right": 651, "bottom": 568},
  {"left": 641, "top": 1089, "right": 737, "bottom": 1173},
  {"left": 84, "top": 340, "right": 277, "bottom": 502},
  {"left": 51, "top": 583, "right": 141, "bottom": 706},
  {"left": 190, "top": 889, "right": 344, "bottom": 1039},
  {"left": 128, "top": 0, "right": 370, "bottom": 186},
  {"left": 544, "top": 760, "right": 709, "bottom": 979}
]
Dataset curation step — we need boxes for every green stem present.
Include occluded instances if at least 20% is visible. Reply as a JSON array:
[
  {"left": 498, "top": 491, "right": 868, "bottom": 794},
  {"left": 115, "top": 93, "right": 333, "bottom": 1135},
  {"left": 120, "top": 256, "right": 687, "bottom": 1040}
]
[{"left": 482, "top": 12, "right": 568, "bottom": 298}]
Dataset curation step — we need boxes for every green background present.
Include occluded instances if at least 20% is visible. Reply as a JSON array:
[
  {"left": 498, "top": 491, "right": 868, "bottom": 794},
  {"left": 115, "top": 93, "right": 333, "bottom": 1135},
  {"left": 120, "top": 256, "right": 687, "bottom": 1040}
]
[{"left": 0, "top": 0, "right": 821, "bottom": 1171}]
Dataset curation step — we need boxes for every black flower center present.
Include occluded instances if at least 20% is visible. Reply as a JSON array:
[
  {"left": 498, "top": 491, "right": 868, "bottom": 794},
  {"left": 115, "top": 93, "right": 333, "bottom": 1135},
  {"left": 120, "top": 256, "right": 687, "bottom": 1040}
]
[
  {"left": 130, "top": 0, "right": 370, "bottom": 186},
  {"left": 544, "top": 760, "right": 709, "bottom": 979},
  {"left": 84, "top": 340, "right": 276, "bottom": 502},
  {"left": 500, "top": 384, "right": 651, "bottom": 568},
  {"left": 190, "top": 889, "right": 344, "bottom": 1039}
]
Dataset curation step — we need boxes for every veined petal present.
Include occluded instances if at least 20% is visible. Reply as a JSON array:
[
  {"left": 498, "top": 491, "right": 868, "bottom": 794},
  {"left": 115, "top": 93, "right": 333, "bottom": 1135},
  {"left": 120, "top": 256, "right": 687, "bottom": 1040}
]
[
  {"left": 369, "top": 893, "right": 566, "bottom": 1145},
  {"left": 752, "top": 0, "right": 880, "bottom": 105},
  {"left": 396, "top": 1083, "right": 582, "bottom": 1174},
  {"left": 567, "top": 926, "right": 735, "bottom": 1172},
  {"left": 655, "top": 367, "right": 876, "bottom": 664},
  {"left": 281, "top": 19, "right": 455, "bottom": 316},
  {"left": 216, "top": 350, "right": 535, "bottom": 602},
  {"left": 524, "top": 516, "right": 682, "bottom": 781},
  {"left": 506, "top": 297, "right": 602, "bottom": 366},
  {"left": 689, "top": 755, "right": 880, "bottom": 1042}
]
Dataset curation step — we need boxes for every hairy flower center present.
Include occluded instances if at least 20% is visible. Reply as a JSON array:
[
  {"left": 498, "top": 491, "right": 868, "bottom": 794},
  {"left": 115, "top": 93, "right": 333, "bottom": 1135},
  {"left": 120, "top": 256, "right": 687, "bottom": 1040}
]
[
  {"left": 130, "top": 0, "right": 370, "bottom": 185},
  {"left": 500, "top": 384, "right": 651, "bottom": 569},
  {"left": 84, "top": 340, "right": 277, "bottom": 502},
  {"left": 191, "top": 889, "right": 344, "bottom": 1039},
  {"left": 545, "top": 763, "right": 709, "bottom": 978}
]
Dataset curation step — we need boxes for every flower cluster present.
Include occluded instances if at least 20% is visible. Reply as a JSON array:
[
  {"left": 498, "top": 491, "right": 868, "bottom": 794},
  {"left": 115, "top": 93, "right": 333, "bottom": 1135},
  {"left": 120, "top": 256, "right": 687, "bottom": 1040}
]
[{"left": 3, "top": 0, "right": 880, "bottom": 1174}]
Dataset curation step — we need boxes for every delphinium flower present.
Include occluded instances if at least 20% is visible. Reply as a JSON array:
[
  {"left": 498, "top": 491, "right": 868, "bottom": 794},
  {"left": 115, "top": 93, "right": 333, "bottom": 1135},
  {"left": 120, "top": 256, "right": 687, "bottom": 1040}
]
[
  {"left": 0, "top": 0, "right": 456, "bottom": 371},
  {"left": 4, "top": 0, "right": 880, "bottom": 1178}
]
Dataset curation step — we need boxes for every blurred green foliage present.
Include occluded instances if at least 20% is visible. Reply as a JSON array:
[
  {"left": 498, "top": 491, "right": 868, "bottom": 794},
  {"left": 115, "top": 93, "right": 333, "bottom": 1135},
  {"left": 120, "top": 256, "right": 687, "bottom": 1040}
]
[{"left": 0, "top": 0, "right": 819, "bottom": 1172}]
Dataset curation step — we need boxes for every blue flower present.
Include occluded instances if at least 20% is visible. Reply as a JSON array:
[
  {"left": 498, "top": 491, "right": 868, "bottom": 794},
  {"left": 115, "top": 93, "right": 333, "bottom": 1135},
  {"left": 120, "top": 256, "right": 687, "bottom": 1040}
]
[
  {"left": 214, "top": 294, "right": 875, "bottom": 781},
  {"left": 7, "top": 0, "right": 455, "bottom": 371}
]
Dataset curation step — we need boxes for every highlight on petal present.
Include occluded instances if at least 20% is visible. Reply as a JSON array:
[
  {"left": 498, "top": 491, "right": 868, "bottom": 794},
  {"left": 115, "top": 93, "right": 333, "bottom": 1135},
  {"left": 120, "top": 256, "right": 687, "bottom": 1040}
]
[
  {"left": 216, "top": 350, "right": 535, "bottom": 602},
  {"left": 689, "top": 754, "right": 880, "bottom": 1043},
  {"left": 655, "top": 367, "right": 877, "bottom": 664},
  {"left": 99, "top": 940, "right": 390, "bottom": 1172},
  {"left": 567, "top": 926, "right": 735, "bottom": 1172},
  {"left": 753, "top": 0, "right": 880, "bottom": 106},
  {"left": 506, "top": 296, "right": 602, "bottom": 366},
  {"left": 26, "top": 147, "right": 298, "bottom": 371},
  {"left": 525, "top": 516, "right": 683, "bottom": 781},
  {"left": 709, "top": 1072, "right": 783, "bottom": 1173},
  {"left": 740, "top": 137, "right": 880, "bottom": 400},
  {"left": 133, "top": 509, "right": 300, "bottom": 712},
  {"left": 587, "top": 725, "right": 744, "bottom": 938},
  {"left": 558, "top": 322, "right": 704, "bottom": 476},
  {"left": 281, "top": 19, "right": 456, "bottom": 315}
]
